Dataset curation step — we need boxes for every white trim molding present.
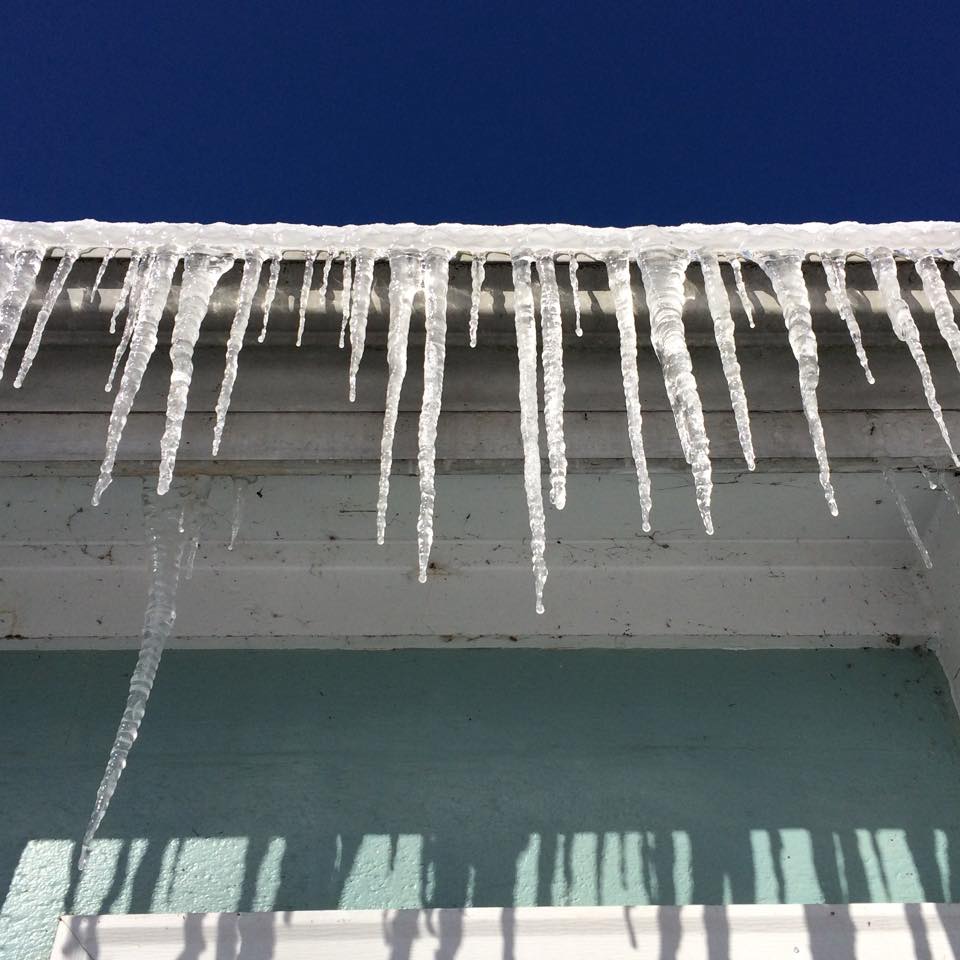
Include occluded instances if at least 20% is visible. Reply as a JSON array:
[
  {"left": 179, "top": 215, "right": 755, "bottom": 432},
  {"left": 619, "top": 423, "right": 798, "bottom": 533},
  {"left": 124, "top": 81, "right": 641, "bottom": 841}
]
[{"left": 53, "top": 903, "right": 960, "bottom": 959}]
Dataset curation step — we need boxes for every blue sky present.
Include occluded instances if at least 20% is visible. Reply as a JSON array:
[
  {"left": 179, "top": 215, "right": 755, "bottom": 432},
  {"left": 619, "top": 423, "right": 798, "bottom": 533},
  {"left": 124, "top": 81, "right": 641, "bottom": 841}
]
[{"left": 2, "top": 1, "right": 958, "bottom": 227}]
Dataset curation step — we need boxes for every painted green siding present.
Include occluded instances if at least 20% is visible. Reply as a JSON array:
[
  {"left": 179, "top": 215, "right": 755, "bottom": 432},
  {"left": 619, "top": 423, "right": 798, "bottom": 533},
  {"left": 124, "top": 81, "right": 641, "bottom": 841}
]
[{"left": 3, "top": 648, "right": 960, "bottom": 959}]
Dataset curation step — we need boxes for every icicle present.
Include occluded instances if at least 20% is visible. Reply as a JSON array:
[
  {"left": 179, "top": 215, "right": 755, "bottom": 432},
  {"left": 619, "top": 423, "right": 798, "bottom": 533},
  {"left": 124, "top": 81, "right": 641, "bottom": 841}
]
[
  {"left": 730, "top": 258, "right": 755, "bottom": 329},
  {"left": 78, "top": 481, "right": 195, "bottom": 870},
  {"left": 93, "top": 253, "right": 179, "bottom": 506},
  {"left": 914, "top": 255, "right": 960, "bottom": 376},
  {"left": 868, "top": 248, "right": 959, "bottom": 466},
  {"left": 699, "top": 253, "right": 755, "bottom": 470},
  {"left": 568, "top": 256, "right": 583, "bottom": 337},
  {"left": 157, "top": 253, "right": 234, "bottom": 495},
  {"left": 318, "top": 253, "right": 335, "bottom": 303},
  {"left": 883, "top": 468, "right": 933, "bottom": 569},
  {"left": 416, "top": 251, "right": 450, "bottom": 582},
  {"left": 606, "top": 256, "right": 652, "bottom": 531},
  {"left": 757, "top": 252, "right": 838, "bottom": 515},
  {"left": 339, "top": 256, "right": 353, "bottom": 349},
  {"left": 938, "top": 470, "right": 960, "bottom": 516},
  {"left": 469, "top": 254, "right": 486, "bottom": 347},
  {"left": 821, "top": 254, "right": 874, "bottom": 384},
  {"left": 212, "top": 253, "right": 264, "bottom": 456},
  {"left": 637, "top": 249, "right": 714, "bottom": 533},
  {"left": 0, "top": 247, "right": 44, "bottom": 379},
  {"left": 105, "top": 257, "right": 146, "bottom": 391},
  {"left": 90, "top": 250, "right": 115, "bottom": 304},
  {"left": 917, "top": 462, "right": 938, "bottom": 489},
  {"left": 348, "top": 250, "right": 375, "bottom": 402},
  {"left": 107, "top": 254, "right": 140, "bottom": 336},
  {"left": 295, "top": 252, "right": 316, "bottom": 348},
  {"left": 512, "top": 256, "right": 548, "bottom": 613},
  {"left": 377, "top": 253, "right": 420, "bottom": 544},
  {"left": 228, "top": 477, "right": 250, "bottom": 550},
  {"left": 536, "top": 256, "right": 568, "bottom": 509},
  {"left": 257, "top": 256, "right": 282, "bottom": 343},
  {"left": 14, "top": 249, "right": 78, "bottom": 387}
]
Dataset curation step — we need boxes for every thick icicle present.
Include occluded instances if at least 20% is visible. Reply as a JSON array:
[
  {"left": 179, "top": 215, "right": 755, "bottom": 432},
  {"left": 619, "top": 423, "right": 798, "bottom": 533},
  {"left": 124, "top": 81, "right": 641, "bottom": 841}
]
[
  {"left": 512, "top": 256, "right": 548, "bottom": 613},
  {"left": 730, "top": 258, "right": 755, "bottom": 329},
  {"left": 637, "top": 250, "right": 714, "bottom": 533},
  {"left": 107, "top": 254, "right": 141, "bottom": 336},
  {"left": 105, "top": 257, "right": 146, "bottom": 391},
  {"left": 699, "top": 252, "right": 755, "bottom": 470},
  {"left": 295, "top": 252, "right": 316, "bottom": 348},
  {"left": 339, "top": 256, "right": 353, "bottom": 349},
  {"left": 157, "top": 253, "right": 234, "bottom": 495},
  {"left": 348, "top": 250, "right": 376, "bottom": 402},
  {"left": 469, "top": 254, "right": 486, "bottom": 347},
  {"left": 914, "top": 255, "right": 960, "bottom": 375},
  {"left": 606, "top": 256, "right": 652, "bottom": 531},
  {"left": 90, "top": 250, "right": 115, "bottom": 303},
  {"left": 536, "top": 256, "right": 568, "bottom": 509},
  {"left": 568, "top": 256, "right": 583, "bottom": 337},
  {"left": 376, "top": 253, "right": 420, "bottom": 544},
  {"left": 212, "top": 253, "right": 264, "bottom": 456},
  {"left": 257, "top": 256, "right": 282, "bottom": 343},
  {"left": 0, "top": 247, "right": 44, "bottom": 379},
  {"left": 820, "top": 254, "right": 874, "bottom": 384},
  {"left": 93, "top": 253, "right": 179, "bottom": 505},
  {"left": 14, "top": 249, "right": 78, "bottom": 387},
  {"left": 757, "top": 252, "right": 838, "bottom": 515},
  {"left": 869, "top": 248, "right": 959, "bottom": 466},
  {"left": 78, "top": 482, "right": 194, "bottom": 870},
  {"left": 883, "top": 468, "right": 933, "bottom": 569},
  {"left": 416, "top": 251, "right": 450, "bottom": 582}
]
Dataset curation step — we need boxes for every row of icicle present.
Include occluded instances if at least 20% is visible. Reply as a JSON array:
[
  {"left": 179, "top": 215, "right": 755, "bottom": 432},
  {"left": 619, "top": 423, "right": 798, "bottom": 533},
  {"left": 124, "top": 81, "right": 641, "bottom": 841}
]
[{"left": 2, "top": 244, "right": 960, "bottom": 612}]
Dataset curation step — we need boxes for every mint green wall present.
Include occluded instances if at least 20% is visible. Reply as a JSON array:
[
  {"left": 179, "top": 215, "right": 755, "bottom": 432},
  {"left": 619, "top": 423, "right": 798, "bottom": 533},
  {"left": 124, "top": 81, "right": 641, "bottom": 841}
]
[{"left": 3, "top": 648, "right": 960, "bottom": 959}]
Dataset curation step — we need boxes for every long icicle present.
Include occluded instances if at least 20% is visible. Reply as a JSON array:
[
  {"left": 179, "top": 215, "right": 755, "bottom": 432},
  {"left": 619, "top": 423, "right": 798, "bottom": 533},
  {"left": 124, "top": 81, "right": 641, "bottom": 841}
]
[
  {"left": 339, "top": 256, "right": 353, "bottom": 349},
  {"left": 869, "top": 248, "right": 959, "bottom": 466},
  {"left": 212, "top": 253, "right": 264, "bottom": 456},
  {"left": 757, "top": 252, "right": 838, "bottom": 515},
  {"left": 0, "top": 247, "right": 44, "bottom": 379},
  {"left": 606, "top": 256, "right": 652, "bottom": 531},
  {"left": 416, "top": 251, "right": 450, "bottom": 582},
  {"left": 257, "top": 256, "right": 282, "bottom": 343},
  {"left": 14, "top": 249, "right": 78, "bottom": 387},
  {"left": 349, "top": 250, "right": 376, "bottom": 402},
  {"left": 699, "top": 252, "right": 755, "bottom": 469},
  {"left": 512, "top": 256, "right": 548, "bottom": 613},
  {"left": 568, "top": 256, "right": 583, "bottom": 337},
  {"left": 637, "top": 249, "right": 714, "bottom": 534},
  {"left": 536, "top": 256, "right": 568, "bottom": 509},
  {"left": 106, "top": 256, "right": 147, "bottom": 391},
  {"left": 107, "top": 254, "right": 141, "bottom": 336},
  {"left": 469, "top": 254, "right": 486, "bottom": 348},
  {"left": 318, "top": 252, "right": 335, "bottom": 306},
  {"left": 821, "top": 253, "right": 874, "bottom": 384},
  {"left": 883, "top": 468, "right": 933, "bottom": 569},
  {"left": 93, "top": 252, "right": 179, "bottom": 505},
  {"left": 730, "top": 257, "right": 755, "bottom": 329},
  {"left": 914, "top": 254, "right": 960, "bottom": 375},
  {"left": 78, "top": 479, "right": 204, "bottom": 870},
  {"left": 295, "top": 252, "right": 316, "bottom": 348},
  {"left": 157, "top": 254, "right": 234, "bottom": 494},
  {"left": 377, "top": 253, "right": 420, "bottom": 543},
  {"left": 90, "top": 249, "right": 115, "bottom": 304}
]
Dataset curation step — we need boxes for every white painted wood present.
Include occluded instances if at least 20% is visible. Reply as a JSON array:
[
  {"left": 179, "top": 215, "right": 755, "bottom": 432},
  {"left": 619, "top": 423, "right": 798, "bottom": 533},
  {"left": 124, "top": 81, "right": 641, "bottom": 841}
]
[{"left": 52, "top": 903, "right": 960, "bottom": 959}]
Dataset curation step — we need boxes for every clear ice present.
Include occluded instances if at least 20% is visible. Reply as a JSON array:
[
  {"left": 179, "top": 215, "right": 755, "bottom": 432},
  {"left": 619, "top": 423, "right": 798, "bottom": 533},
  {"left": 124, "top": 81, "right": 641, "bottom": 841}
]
[
  {"left": 568, "top": 256, "right": 583, "bottom": 337},
  {"left": 869, "top": 248, "right": 958, "bottom": 466},
  {"left": 257, "top": 256, "right": 282, "bottom": 344},
  {"left": 512, "top": 256, "right": 548, "bottom": 613},
  {"left": 469, "top": 254, "right": 486, "bottom": 348},
  {"left": 348, "top": 251, "right": 375, "bottom": 402},
  {"left": 536, "top": 256, "right": 568, "bottom": 509},
  {"left": 295, "top": 252, "right": 316, "bottom": 348},
  {"left": 820, "top": 254, "right": 874, "bottom": 384},
  {"left": 914, "top": 255, "right": 960, "bottom": 376},
  {"left": 883, "top": 468, "right": 933, "bottom": 569},
  {"left": 107, "top": 254, "right": 141, "bottom": 336},
  {"left": 730, "top": 257, "right": 755, "bottom": 329},
  {"left": 699, "top": 252, "right": 755, "bottom": 469},
  {"left": 416, "top": 251, "right": 450, "bottom": 582},
  {"left": 339, "top": 256, "right": 353, "bottom": 350},
  {"left": 0, "top": 247, "right": 44, "bottom": 379},
  {"left": 757, "top": 252, "right": 838, "bottom": 515},
  {"left": 90, "top": 249, "right": 114, "bottom": 304}
]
